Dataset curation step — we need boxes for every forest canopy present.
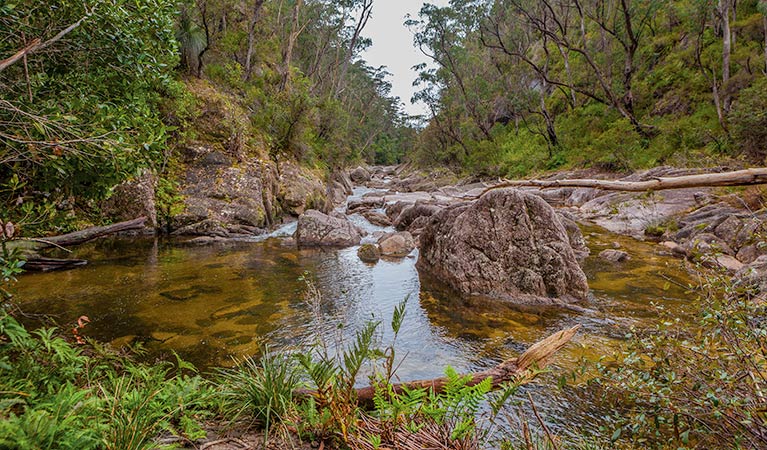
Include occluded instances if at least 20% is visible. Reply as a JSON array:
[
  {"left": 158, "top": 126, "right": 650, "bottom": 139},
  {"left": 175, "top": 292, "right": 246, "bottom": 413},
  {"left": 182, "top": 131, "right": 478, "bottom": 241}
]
[{"left": 408, "top": 0, "right": 767, "bottom": 176}]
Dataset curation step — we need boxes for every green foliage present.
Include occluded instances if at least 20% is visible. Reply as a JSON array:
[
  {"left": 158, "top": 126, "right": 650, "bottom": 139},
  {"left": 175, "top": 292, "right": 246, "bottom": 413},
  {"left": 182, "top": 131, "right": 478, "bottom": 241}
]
[
  {"left": 730, "top": 77, "right": 767, "bottom": 162},
  {"left": 580, "top": 271, "right": 767, "bottom": 449},
  {"left": 408, "top": 0, "right": 767, "bottom": 176},
  {"left": 0, "top": 0, "right": 181, "bottom": 232},
  {"left": 0, "top": 311, "right": 213, "bottom": 449},
  {"left": 217, "top": 348, "right": 302, "bottom": 431}
]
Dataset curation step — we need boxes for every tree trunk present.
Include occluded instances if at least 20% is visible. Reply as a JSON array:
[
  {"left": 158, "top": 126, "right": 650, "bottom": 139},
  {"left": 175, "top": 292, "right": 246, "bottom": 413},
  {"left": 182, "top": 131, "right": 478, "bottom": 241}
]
[
  {"left": 763, "top": 15, "right": 767, "bottom": 74},
  {"left": 478, "top": 168, "right": 767, "bottom": 195},
  {"left": 281, "top": 0, "right": 303, "bottom": 91},
  {"left": 721, "top": 0, "right": 732, "bottom": 112},
  {"left": 296, "top": 326, "right": 580, "bottom": 409},
  {"left": 243, "top": 0, "right": 267, "bottom": 81}
]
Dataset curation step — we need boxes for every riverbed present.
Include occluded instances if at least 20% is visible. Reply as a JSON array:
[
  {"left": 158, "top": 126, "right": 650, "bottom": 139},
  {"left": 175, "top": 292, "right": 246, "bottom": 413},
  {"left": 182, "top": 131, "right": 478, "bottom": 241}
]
[{"left": 13, "top": 187, "right": 696, "bottom": 434}]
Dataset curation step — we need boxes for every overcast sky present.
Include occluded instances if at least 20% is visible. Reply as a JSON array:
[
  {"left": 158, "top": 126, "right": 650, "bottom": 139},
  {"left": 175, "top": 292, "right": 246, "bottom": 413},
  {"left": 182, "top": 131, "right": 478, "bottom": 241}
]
[{"left": 360, "top": 0, "right": 449, "bottom": 118}]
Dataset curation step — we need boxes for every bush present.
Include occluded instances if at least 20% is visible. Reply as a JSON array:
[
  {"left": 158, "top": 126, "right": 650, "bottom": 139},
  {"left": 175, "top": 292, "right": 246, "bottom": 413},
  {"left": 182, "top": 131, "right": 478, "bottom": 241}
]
[
  {"left": 730, "top": 77, "right": 767, "bottom": 162},
  {"left": 580, "top": 270, "right": 767, "bottom": 449}
]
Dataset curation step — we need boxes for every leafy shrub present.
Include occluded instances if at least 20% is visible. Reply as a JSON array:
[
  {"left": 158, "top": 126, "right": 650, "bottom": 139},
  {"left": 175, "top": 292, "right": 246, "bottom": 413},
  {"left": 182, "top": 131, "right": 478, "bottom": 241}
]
[
  {"left": 730, "top": 77, "right": 767, "bottom": 162},
  {"left": 581, "top": 271, "right": 767, "bottom": 449}
]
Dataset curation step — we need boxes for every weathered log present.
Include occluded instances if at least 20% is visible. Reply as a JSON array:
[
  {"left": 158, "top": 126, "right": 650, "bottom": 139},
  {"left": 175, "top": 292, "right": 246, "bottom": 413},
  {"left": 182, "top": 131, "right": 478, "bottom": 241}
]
[
  {"left": 477, "top": 167, "right": 767, "bottom": 196},
  {"left": 297, "top": 325, "right": 579, "bottom": 408},
  {"left": 13, "top": 217, "right": 148, "bottom": 253}
]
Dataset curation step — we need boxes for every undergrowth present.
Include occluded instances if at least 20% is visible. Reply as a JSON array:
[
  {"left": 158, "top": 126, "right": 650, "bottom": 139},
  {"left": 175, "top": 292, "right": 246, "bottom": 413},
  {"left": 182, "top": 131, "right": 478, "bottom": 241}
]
[{"left": 2, "top": 226, "right": 764, "bottom": 449}]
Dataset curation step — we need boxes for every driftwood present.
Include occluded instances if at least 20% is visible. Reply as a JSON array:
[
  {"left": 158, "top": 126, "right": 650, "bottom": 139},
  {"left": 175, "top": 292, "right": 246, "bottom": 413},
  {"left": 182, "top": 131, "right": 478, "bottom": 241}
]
[
  {"left": 11, "top": 217, "right": 147, "bottom": 271},
  {"left": 298, "top": 325, "right": 579, "bottom": 408},
  {"left": 478, "top": 167, "right": 767, "bottom": 196},
  {"left": 16, "top": 217, "right": 148, "bottom": 253}
]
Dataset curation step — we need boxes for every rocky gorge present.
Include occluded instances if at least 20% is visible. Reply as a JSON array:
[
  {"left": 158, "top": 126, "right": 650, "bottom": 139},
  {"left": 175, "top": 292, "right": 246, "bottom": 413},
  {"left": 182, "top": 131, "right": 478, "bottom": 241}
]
[{"left": 102, "top": 160, "right": 767, "bottom": 307}]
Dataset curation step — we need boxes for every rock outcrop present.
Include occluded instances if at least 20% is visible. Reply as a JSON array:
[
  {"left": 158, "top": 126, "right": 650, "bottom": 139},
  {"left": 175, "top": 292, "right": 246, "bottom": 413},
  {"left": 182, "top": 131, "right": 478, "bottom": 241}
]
[
  {"left": 101, "top": 170, "right": 158, "bottom": 231},
  {"left": 295, "top": 210, "right": 363, "bottom": 247},
  {"left": 417, "top": 189, "right": 589, "bottom": 305},
  {"left": 278, "top": 161, "right": 329, "bottom": 216},
  {"left": 172, "top": 146, "right": 280, "bottom": 237}
]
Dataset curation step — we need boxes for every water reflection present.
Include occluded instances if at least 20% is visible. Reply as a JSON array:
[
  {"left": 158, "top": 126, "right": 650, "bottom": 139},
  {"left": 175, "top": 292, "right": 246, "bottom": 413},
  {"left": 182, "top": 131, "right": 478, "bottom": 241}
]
[{"left": 14, "top": 219, "right": 694, "bottom": 431}]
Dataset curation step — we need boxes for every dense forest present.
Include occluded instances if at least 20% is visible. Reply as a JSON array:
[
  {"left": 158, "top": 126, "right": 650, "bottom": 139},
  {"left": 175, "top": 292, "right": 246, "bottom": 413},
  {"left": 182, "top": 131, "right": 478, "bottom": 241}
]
[
  {"left": 0, "top": 0, "right": 413, "bottom": 233},
  {"left": 409, "top": 0, "right": 767, "bottom": 175}
]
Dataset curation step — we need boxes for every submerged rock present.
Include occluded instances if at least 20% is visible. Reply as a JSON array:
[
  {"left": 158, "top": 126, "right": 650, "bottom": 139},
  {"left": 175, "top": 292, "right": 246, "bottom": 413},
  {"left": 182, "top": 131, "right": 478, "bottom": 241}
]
[
  {"left": 417, "top": 188, "right": 589, "bottom": 305},
  {"left": 357, "top": 244, "right": 381, "bottom": 263},
  {"left": 598, "top": 249, "right": 630, "bottom": 263},
  {"left": 295, "top": 210, "right": 362, "bottom": 247}
]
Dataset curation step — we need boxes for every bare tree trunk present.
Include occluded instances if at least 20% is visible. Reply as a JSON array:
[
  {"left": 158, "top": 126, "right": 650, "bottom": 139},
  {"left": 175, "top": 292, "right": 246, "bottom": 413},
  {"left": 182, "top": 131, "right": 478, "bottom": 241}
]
[
  {"left": 243, "top": 0, "right": 267, "bottom": 81},
  {"left": 335, "top": 0, "right": 373, "bottom": 95},
  {"left": 196, "top": 0, "right": 210, "bottom": 78},
  {"left": 281, "top": 0, "right": 303, "bottom": 91},
  {"left": 720, "top": 0, "right": 732, "bottom": 111},
  {"left": 478, "top": 168, "right": 767, "bottom": 195},
  {"left": 763, "top": 15, "right": 767, "bottom": 74},
  {"left": 556, "top": 44, "right": 577, "bottom": 107},
  {"left": 10, "top": 217, "right": 148, "bottom": 258}
]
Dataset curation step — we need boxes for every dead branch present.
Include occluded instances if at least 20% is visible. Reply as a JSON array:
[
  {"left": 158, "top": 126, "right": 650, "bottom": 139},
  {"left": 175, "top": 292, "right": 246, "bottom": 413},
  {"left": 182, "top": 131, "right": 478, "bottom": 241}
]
[
  {"left": 0, "top": 15, "right": 89, "bottom": 72},
  {"left": 477, "top": 168, "right": 767, "bottom": 197},
  {"left": 297, "top": 325, "right": 580, "bottom": 409}
]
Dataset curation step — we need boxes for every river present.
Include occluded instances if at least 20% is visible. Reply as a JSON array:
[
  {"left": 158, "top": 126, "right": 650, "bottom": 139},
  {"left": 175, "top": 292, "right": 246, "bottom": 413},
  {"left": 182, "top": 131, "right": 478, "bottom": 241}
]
[{"left": 13, "top": 186, "right": 696, "bottom": 435}]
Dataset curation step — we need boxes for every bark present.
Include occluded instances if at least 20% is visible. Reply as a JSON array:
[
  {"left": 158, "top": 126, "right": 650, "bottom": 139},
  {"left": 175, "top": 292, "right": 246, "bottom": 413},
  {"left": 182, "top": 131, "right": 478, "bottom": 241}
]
[
  {"left": 763, "top": 15, "right": 767, "bottom": 74},
  {"left": 720, "top": 0, "right": 732, "bottom": 112},
  {"left": 13, "top": 217, "right": 147, "bottom": 253},
  {"left": 478, "top": 168, "right": 767, "bottom": 195},
  {"left": 335, "top": 0, "right": 373, "bottom": 95},
  {"left": 196, "top": 0, "right": 211, "bottom": 78},
  {"left": 281, "top": 0, "right": 303, "bottom": 91},
  {"left": 297, "top": 326, "right": 580, "bottom": 409},
  {"left": 23, "top": 257, "right": 88, "bottom": 272}
]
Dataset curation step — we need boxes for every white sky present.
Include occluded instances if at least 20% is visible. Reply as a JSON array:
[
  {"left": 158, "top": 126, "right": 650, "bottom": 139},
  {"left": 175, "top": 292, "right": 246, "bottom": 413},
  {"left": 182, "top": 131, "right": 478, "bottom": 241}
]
[{"left": 360, "top": 0, "right": 450, "bottom": 118}]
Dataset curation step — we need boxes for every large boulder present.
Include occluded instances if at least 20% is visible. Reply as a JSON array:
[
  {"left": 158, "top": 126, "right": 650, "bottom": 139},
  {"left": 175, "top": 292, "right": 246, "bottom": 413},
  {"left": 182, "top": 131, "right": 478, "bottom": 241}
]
[
  {"left": 394, "top": 202, "right": 443, "bottom": 231},
  {"left": 101, "top": 170, "right": 158, "bottom": 230},
  {"left": 378, "top": 231, "right": 416, "bottom": 257},
  {"left": 295, "top": 210, "right": 363, "bottom": 247},
  {"left": 173, "top": 146, "right": 280, "bottom": 236},
  {"left": 278, "top": 161, "right": 329, "bottom": 216},
  {"left": 350, "top": 166, "right": 371, "bottom": 183},
  {"left": 417, "top": 189, "right": 589, "bottom": 305}
]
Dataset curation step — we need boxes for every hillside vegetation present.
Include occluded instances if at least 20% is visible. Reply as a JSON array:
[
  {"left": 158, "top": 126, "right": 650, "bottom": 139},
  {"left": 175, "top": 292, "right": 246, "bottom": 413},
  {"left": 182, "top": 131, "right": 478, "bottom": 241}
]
[
  {"left": 0, "top": 0, "right": 413, "bottom": 234},
  {"left": 407, "top": 0, "right": 767, "bottom": 176}
]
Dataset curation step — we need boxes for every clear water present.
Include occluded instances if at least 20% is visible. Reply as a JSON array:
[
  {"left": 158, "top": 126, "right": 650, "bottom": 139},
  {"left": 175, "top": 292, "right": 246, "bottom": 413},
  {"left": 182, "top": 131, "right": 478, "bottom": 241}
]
[{"left": 13, "top": 205, "right": 695, "bottom": 433}]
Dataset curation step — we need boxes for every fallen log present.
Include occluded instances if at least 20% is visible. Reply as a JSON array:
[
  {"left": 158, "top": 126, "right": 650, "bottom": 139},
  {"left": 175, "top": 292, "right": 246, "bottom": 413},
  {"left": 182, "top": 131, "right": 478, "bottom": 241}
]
[
  {"left": 297, "top": 325, "right": 579, "bottom": 408},
  {"left": 13, "top": 217, "right": 147, "bottom": 253},
  {"left": 477, "top": 167, "right": 767, "bottom": 196}
]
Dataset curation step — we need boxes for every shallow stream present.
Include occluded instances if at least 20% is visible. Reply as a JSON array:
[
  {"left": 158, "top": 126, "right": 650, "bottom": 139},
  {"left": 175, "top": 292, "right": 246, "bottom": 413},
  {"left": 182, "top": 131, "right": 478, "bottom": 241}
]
[{"left": 14, "top": 188, "right": 696, "bottom": 433}]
